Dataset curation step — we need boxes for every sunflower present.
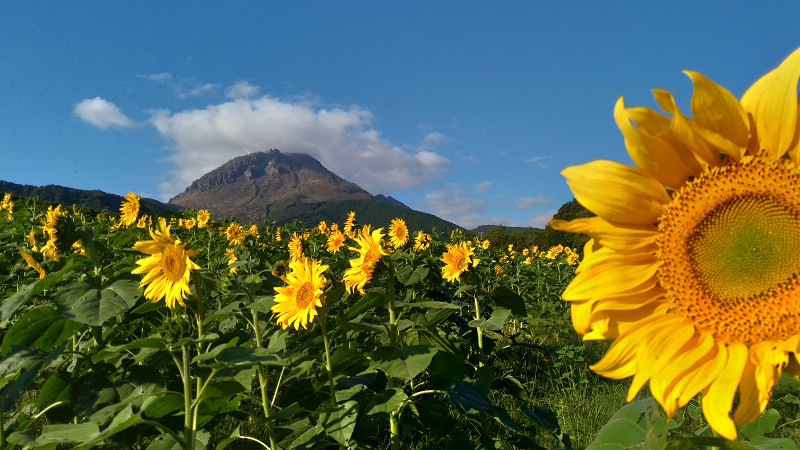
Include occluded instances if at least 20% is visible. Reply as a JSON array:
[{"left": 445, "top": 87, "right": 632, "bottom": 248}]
[
  {"left": 550, "top": 47, "right": 800, "bottom": 440},
  {"left": 119, "top": 191, "right": 140, "bottom": 227},
  {"left": 132, "top": 217, "right": 200, "bottom": 309},
  {"left": 288, "top": 232, "right": 304, "bottom": 260},
  {"left": 413, "top": 231, "right": 431, "bottom": 252},
  {"left": 343, "top": 211, "right": 357, "bottom": 238},
  {"left": 326, "top": 229, "right": 345, "bottom": 253},
  {"left": 440, "top": 241, "right": 479, "bottom": 283},
  {"left": 225, "top": 222, "right": 245, "bottom": 245},
  {"left": 19, "top": 250, "right": 46, "bottom": 278},
  {"left": 388, "top": 218, "right": 409, "bottom": 248},
  {"left": 196, "top": 209, "right": 210, "bottom": 228},
  {"left": 271, "top": 257, "right": 329, "bottom": 330},
  {"left": 344, "top": 225, "right": 388, "bottom": 294}
]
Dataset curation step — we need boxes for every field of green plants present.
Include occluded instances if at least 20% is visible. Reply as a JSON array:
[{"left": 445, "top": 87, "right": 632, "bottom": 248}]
[{"left": 0, "top": 193, "right": 798, "bottom": 449}]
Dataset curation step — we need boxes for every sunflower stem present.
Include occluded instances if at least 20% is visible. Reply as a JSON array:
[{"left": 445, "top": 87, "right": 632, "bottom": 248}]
[
  {"left": 386, "top": 262, "right": 401, "bottom": 450},
  {"left": 318, "top": 313, "right": 337, "bottom": 404},
  {"left": 252, "top": 309, "right": 278, "bottom": 450},
  {"left": 473, "top": 293, "right": 484, "bottom": 367},
  {"left": 181, "top": 345, "right": 195, "bottom": 450}
]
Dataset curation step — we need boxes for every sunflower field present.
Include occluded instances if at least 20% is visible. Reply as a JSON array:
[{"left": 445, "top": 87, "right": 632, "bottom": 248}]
[{"left": 0, "top": 190, "right": 798, "bottom": 450}]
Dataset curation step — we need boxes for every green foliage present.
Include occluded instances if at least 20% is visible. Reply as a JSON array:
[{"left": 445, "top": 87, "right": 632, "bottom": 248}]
[{"left": 0, "top": 190, "right": 797, "bottom": 450}]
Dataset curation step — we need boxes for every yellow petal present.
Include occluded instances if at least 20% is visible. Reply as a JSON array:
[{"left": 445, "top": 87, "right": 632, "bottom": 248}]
[
  {"left": 701, "top": 342, "right": 748, "bottom": 441},
  {"left": 562, "top": 160, "right": 669, "bottom": 226},
  {"left": 684, "top": 71, "right": 750, "bottom": 149},
  {"left": 614, "top": 98, "right": 692, "bottom": 189},
  {"left": 584, "top": 301, "right": 668, "bottom": 341},
  {"left": 550, "top": 217, "right": 658, "bottom": 251},
  {"left": 652, "top": 88, "right": 724, "bottom": 165},
  {"left": 741, "top": 47, "right": 800, "bottom": 158},
  {"left": 732, "top": 360, "right": 763, "bottom": 426},
  {"left": 626, "top": 318, "right": 695, "bottom": 402},
  {"left": 650, "top": 332, "right": 715, "bottom": 419},
  {"left": 563, "top": 247, "right": 658, "bottom": 301}
]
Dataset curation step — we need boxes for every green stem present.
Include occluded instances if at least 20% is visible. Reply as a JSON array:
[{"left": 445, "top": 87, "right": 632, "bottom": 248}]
[
  {"left": 473, "top": 294, "right": 484, "bottom": 367},
  {"left": 182, "top": 345, "right": 194, "bottom": 450},
  {"left": 386, "top": 262, "right": 401, "bottom": 450},
  {"left": 252, "top": 309, "right": 277, "bottom": 450},
  {"left": 318, "top": 314, "right": 337, "bottom": 404}
]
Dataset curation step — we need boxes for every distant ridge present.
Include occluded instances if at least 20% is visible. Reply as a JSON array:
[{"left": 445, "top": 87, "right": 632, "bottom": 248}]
[{"left": 0, "top": 180, "right": 180, "bottom": 213}]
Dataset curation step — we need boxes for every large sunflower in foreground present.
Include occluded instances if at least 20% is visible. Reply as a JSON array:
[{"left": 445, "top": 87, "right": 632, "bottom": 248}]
[
  {"left": 271, "top": 257, "right": 329, "bottom": 330},
  {"left": 550, "top": 47, "right": 800, "bottom": 440},
  {"left": 132, "top": 217, "right": 200, "bottom": 309},
  {"left": 344, "top": 225, "right": 388, "bottom": 294}
]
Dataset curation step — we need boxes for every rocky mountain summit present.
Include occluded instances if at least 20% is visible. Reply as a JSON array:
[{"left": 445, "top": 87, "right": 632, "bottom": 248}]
[{"left": 168, "top": 150, "right": 409, "bottom": 224}]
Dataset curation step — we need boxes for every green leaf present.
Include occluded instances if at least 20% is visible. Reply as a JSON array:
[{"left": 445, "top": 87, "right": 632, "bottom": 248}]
[
  {"left": 371, "top": 345, "right": 438, "bottom": 379},
  {"left": 38, "top": 422, "right": 101, "bottom": 443},
  {"left": 70, "top": 371, "right": 118, "bottom": 419},
  {"left": 428, "top": 350, "right": 466, "bottom": 389},
  {"left": 331, "top": 348, "right": 370, "bottom": 376},
  {"left": 741, "top": 408, "right": 781, "bottom": 440},
  {"left": 0, "top": 257, "right": 77, "bottom": 325},
  {"left": 468, "top": 308, "right": 512, "bottom": 331},
  {"left": 344, "top": 291, "right": 388, "bottom": 320},
  {"left": 364, "top": 387, "right": 407, "bottom": 416},
  {"left": 144, "top": 394, "right": 184, "bottom": 419},
  {"left": 586, "top": 397, "right": 667, "bottom": 450},
  {"left": 522, "top": 405, "right": 560, "bottom": 433},
  {"left": 750, "top": 436, "right": 799, "bottom": 450},
  {"left": 54, "top": 279, "right": 140, "bottom": 326},
  {"left": 489, "top": 286, "right": 527, "bottom": 316},
  {"left": 319, "top": 401, "right": 359, "bottom": 447},
  {"left": 404, "top": 266, "right": 430, "bottom": 286},
  {"left": 1, "top": 306, "right": 82, "bottom": 357},
  {"left": 216, "top": 346, "right": 285, "bottom": 366},
  {"left": 447, "top": 380, "right": 518, "bottom": 432}
]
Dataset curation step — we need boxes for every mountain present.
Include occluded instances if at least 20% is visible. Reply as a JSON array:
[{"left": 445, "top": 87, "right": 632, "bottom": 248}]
[
  {"left": 168, "top": 150, "right": 459, "bottom": 233},
  {"left": 0, "top": 180, "right": 181, "bottom": 214}
]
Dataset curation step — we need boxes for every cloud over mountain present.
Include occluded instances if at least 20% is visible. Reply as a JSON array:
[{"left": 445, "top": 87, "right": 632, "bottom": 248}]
[{"left": 150, "top": 95, "right": 449, "bottom": 201}]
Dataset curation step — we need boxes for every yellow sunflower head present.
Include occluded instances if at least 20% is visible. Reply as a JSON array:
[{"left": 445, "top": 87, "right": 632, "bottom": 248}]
[
  {"left": 344, "top": 225, "right": 388, "bottom": 294},
  {"left": 413, "top": 231, "right": 431, "bottom": 252},
  {"left": 225, "top": 222, "right": 245, "bottom": 245},
  {"left": 326, "top": 230, "right": 346, "bottom": 253},
  {"left": 196, "top": 209, "right": 210, "bottom": 228},
  {"left": 288, "top": 232, "right": 304, "bottom": 260},
  {"left": 131, "top": 217, "right": 201, "bottom": 309},
  {"left": 343, "top": 211, "right": 357, "bottom": 238},
  {"left": 440, "top": 241, "right": 478, "bottom": 283},
  {"left": 388, "top": 218, "right": 409, "bottom": 248},
  {"left": 271, "top": 257, "right": 329, "bottom": 330},
  {"left": 19, "top": 250, "right": 46, "bottom": 279},
  {"left": 551, "top": 47, "right": 800, "bottom": 440},
  {"left": 119, "top": 191, "right": 141, "bottom": 227}
]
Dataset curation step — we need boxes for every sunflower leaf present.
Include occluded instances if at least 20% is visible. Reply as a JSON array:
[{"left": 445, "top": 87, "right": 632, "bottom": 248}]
[
  {"left": 371, "top": 345, "right": 438, "bottom": 379},
  {"left": 585, "top": 397, "right": 667, "bottom": 450},
  {"left": 54, "top": 279, "right": 140, "bottom": 326}
]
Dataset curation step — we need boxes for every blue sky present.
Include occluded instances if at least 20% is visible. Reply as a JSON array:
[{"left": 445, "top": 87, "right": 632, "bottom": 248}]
[{"left": 2, "top": 3, "right": 799, "bottom": 229}]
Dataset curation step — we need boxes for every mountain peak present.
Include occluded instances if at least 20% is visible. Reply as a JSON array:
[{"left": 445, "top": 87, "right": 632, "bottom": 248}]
[{"left": 169, "top": 150, "right": 388, "bottom": 223}]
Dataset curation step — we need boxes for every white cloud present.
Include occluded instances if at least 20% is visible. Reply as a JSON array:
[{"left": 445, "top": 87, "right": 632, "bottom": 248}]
[
  {"left": 474, "top": 180, "right": 492, "bottom": 194},
  {"left": 526, "top": 155, "right": 549, "bottom": 169},
  {"left": 526, "top": 209, "right": 558, "bottom": 228},
  {"left": 74, "top": 97, "right": 136, "bottom": 129},
  {"left": 513, "top": 195, "right": 551, "bottom": 209},
  {"left": 139, "top": 72, "right": 174, "bottom": 83},
  {"left": 226, "top": 81, "right": 260, "bottom": 99},
  {"left": 420, "top": 184, "right": 492, "bottom": 228},
  {"left": 150, "top": 96, "right": 449, "bottom": 200},
  {"left": 176, "top": 79, "right": 218, "bottom": 98}
]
